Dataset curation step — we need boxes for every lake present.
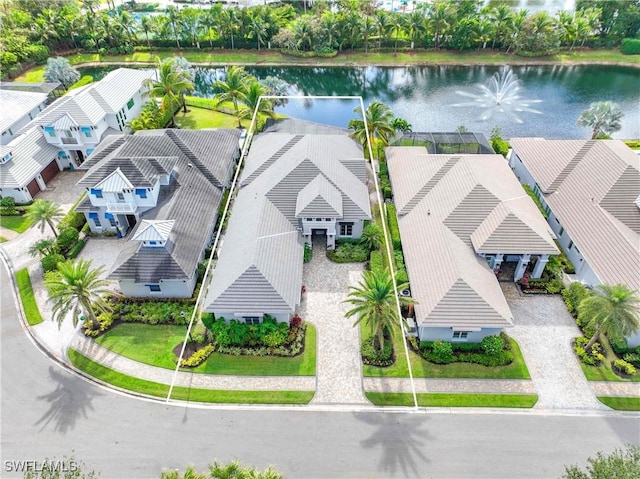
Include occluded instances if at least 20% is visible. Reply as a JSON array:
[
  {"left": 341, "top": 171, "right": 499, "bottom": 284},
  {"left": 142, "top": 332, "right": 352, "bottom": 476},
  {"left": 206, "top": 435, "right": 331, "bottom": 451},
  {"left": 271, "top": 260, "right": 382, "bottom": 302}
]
[{"left": 81, "top": 64, "right": 640, "bottom": 139}]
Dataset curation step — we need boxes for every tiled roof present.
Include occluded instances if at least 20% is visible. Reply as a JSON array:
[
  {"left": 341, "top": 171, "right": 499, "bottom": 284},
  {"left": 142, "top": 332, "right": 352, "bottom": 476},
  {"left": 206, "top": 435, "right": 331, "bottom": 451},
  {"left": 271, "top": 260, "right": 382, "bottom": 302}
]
[
  {"left": 295, "top": 174, "right": 343, "bottom": 218},
  {"left": 78, "top": 129, "right": 240, "bottom": 284},
  {"left": 0, "top": 89, "right": 47, "bottom": 135},
  {"left": 205, "top": 132, "right": 370, "bottom": 316},
  {"left": 387, "top": 148, "right": 559, "bottom": 330},
  {"left": 132, "top": 220, "right": 175, "bottom": 242},
  {"left": 0, "top": 127, "right": 60, "bottom": 188},
  {"left": 510, "top": 138, "right": 640, "bottom": 290}
]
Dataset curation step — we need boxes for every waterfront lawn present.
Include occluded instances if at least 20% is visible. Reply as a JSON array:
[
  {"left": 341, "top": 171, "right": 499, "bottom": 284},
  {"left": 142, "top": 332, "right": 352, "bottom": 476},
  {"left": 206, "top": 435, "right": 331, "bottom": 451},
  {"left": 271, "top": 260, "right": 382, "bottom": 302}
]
[
  {"left": 361, "top": 322, "right": 530, "bottom": 379},
  {"left": 174, "top": 106, "right": 245, "bottom": 130},
  {"left": 15, "top": 268, "right": 43, "bottom": 326},
  {"left": 597, "top": 396, "right": 640, "bottom": 411},
  {"left": 95, "top": 322, "right": 316, "bottom": 376},
  {"left": 0, "top": 215, "right": 33, "bottom": 233},
  {"left": 366, "top": 392, "right": 538, "bottom": 408},
  {"left": 68, "top": 349, "right": 314, "bottom": 404}
]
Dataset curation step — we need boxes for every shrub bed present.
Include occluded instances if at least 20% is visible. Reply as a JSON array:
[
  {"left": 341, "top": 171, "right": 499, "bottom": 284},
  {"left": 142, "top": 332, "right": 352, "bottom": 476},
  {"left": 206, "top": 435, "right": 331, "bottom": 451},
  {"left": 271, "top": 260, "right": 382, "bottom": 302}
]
[
  {"left": 386, "top": 203, "right": 402, "bottom": 250},
  {"left": 327, "top": 243, "right": 368, "bottom": 263},
  {"left": 612, "top": 359, "right": 637, "bottom": 376},
  {"left": 573, "top": 336, "right": 605, "bottom": 366},
  {"left": 410, "top": 333, "right": 514, "bottom": 367},
  {"left": 361, "top": 336, "right": 394, "bottom": 367},
  {"left": 180, "top": 344, "right": 215, "bottom": 367},
  {"left": 105, "top": 297, "right": 195, "bottom": 327},
  {"left": 212, "top": 323, "right": 307, "bottom": 358},
  {"left": 303, "top": 243, "right": 312, "bottom": 263}
]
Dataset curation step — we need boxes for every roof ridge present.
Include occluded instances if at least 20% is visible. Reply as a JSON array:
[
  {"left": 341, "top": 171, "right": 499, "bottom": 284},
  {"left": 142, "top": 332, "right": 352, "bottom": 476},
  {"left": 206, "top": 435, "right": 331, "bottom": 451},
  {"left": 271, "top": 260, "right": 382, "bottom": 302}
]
[
  {"left": 242, "top": 134, "right": 304, "bottom": 186},
  {"left": 399, "top": 157, "right": 458, "bottom": 217},
  {"left": 546, "top": 140, "right": 596, "bottom": 193}
]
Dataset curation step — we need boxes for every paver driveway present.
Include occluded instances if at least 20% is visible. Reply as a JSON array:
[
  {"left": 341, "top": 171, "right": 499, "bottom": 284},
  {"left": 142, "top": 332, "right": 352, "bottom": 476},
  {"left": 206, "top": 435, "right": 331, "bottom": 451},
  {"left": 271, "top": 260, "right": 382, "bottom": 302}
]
[
  {"left": 301, "top": 237, "right": 369, "bottom": 405},
  {"left": 502, "top": 283, "right": 606, "bottom": 411}
]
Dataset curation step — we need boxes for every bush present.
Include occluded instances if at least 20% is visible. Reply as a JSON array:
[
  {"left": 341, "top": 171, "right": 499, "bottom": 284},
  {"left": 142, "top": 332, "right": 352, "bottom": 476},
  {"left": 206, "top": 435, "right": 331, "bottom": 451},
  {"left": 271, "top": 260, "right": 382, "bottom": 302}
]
[
  {"left": 56, "top": 227, "right": 79, "bottom": 252},
  {"left": 545, "top": 278, "right": 564, "bottom": 294},
  {"left": 621, "top": 38, "right": 640, "bottom": 55},
  {"left": 609, "top": 334, "right": 628, "bottom": 355},
  {"left": 27, "top": 44, "right": 49, "bottom": 63},
  {"left": 361, "top": 336, "right": 394, "bottom": 366},
  {"left": 623, "top": 352, "right": 640, "bottom": 368},
  {"left": 386, "top": 203, "right": 402, "bottom": 250},
  {"left": 66, "top": 239, "right": 86, "bottom": 259},
  {"left": 0, "top": 197, "right": 17, "bottom": 215},
  {"left": 83, "top": 311, "right": 113, "bottom": 337},
  {"left": 429, "top": 341, "right": 454, "bottom": 364},
  {"left": 481, "top": 335, "right": 505, "bottom": 356},
  {"left": 112, "top": 298, "right": 194, "bottom": 325},
  {"left": 562, "top": 282, "right": 591, "bottom": 317},
  {"left": 395, "top": 269, "right": 409, "bottom": 286},
  {"left": 179, "top": 344, "right": 214, "bottom": 368},
  {"left": 491, "top": 136, "right": 509, "bottom": 156},
  {"left": 612, "top": 359, "right": 636, "bottom": 376},
  {"left": 41, "top": 253, "right": 65, "bottom": 272},
  {"left": 58, "top": 210, "right": 87, "bottom": 231},
  {"left": 573, "top": 338, "right": 604, "bottom": 366},
  {"left": 369, "top": 250, "right": 384, "bottom": 272},
  {"left": 327, "top": 243, "right": 368, "bottom": 263},
  {"left": 303, "top": 243, "right": 312, "bottom": 263}
]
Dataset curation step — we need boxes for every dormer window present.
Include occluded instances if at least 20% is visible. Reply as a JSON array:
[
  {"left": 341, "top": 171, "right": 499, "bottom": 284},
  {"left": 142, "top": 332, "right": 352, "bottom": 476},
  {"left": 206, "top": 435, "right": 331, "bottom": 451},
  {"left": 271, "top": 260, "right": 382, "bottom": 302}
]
[
  {"left": 90, "top": 188, "right": 103, "bottom": 198},
  {"left": 135, "top": 188, "right": 147, "bottom": 199},
  {"left": 144, "top": 239, "right": 165, "bottom": 248},
  {"left": 132, "top": 220, "right": 174, "bottom": 249}
]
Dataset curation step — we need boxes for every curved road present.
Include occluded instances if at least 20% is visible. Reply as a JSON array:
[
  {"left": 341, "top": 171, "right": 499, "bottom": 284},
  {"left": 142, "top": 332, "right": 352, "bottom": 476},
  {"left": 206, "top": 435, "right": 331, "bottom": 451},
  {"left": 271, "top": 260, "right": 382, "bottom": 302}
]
[{"left": 1, "top": 263, "right": 639, "bottom": 479}]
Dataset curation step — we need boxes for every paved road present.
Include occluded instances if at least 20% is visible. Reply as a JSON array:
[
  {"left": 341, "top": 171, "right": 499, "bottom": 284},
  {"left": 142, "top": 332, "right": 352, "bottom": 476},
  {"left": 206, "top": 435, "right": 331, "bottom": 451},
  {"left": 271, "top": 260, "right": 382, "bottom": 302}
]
[{"left": 1, "top": 263, "right": 639, "bottom": 479}]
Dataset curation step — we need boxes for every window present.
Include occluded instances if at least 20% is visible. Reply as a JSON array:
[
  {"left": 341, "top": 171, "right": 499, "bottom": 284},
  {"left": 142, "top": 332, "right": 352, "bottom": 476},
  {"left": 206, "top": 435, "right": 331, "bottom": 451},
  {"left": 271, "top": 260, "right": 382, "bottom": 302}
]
[
  {"left": 340, "top": 223, "right": 353, "bottom": 236},
  {"left": 49, "top": 131, "right": 56, "bottom": 138},
  {"left": 108, "top": 217, "right": 116, "bottom": 228},
  {"left": 116, "top": 192, "right": 125, "bottom": 201},
  {"left": 90, "top": 188, "right": 103, "bottom": 198},
  {"left": 84, "top": 130, "right": 92, "bottom": 138},
  {"left": 146, "top": 284, "right": 161, "bottom": 292},
  {"left": 305, "top": 218, "right": 312, "bottom": 222},
  {"left": 93, "top": 217, "right": 102, "bottom": 227},
  {"left": 65, "top": 130, "right": 72, "bottom": 138},
  {"left": 453, "top": 331, "right": 469, "bottom": 340},
  {"left": 315, "top": 218, "right": 322, "bottom": 221},
  {"left": 325, "top": 218, "right": 332, "bottom": 221},
  {"left": 243, "top": 317, "right": 260, "bottom": 325},
  {"left": 127, "top": 98, "right": 135, "bottom": 110},
  {"left": 568, "top": 240, "right": 574, "bottom": 250},
  {"left": 149, "top": 241, "right": 157, "bottom": 245},
  {"left": 559, "top": 227, "right": 564, "bottom": 237},
  {"left": 135, "top": 188, "right": 147, "bottom": 198}
]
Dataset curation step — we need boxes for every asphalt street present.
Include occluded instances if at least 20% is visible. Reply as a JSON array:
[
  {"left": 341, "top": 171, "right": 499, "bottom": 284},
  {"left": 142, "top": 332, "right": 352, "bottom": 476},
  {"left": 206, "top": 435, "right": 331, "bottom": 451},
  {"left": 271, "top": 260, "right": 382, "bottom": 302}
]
[{"left": 1, "top": 263, "right": 639, "bottom": 479}]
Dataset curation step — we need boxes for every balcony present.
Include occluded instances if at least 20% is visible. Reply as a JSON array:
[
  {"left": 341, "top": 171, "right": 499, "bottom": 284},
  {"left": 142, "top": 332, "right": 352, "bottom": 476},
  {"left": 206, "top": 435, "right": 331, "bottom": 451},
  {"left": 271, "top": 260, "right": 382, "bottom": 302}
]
[
  {"left": 106, "top": 202, "right": 137, "bottom": 214},
  {"left": 61, "top": 137, "right": 78, "bottom": 145}
]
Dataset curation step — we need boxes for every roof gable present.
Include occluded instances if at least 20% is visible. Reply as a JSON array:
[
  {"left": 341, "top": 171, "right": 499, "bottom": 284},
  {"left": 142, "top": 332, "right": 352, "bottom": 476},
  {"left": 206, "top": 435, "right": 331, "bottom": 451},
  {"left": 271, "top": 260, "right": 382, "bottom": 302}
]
[
  {"left": 295, "top": 174, "right": 343, "bottom": 218},
  {"left": 600, "top": 165, "right": 640, "bottom": 234},
  {"left": 95, "top": 167, "right": 134, "bottom": 192},
  {"left": 132, "top": 220, "right": 175, "bottom": 242},
  {"left": 444, "top": 184, "right": 500, "bottom": 246}
]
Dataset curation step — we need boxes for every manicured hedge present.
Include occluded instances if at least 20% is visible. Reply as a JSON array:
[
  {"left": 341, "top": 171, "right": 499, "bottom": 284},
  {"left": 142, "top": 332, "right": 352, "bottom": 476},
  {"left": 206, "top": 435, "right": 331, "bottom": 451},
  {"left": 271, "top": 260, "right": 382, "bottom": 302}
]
[
  {"left": 327, "top": 243, "right": 368, "bottom": 263},
  {"left": 621, "top": 38, "right": 640, "bottom": 55},
  {"left": 369, "top": 250, "right": 384, "bottom": 272},
  {"left": 386, "top": 203, "right": 402, "bottom": 250}
]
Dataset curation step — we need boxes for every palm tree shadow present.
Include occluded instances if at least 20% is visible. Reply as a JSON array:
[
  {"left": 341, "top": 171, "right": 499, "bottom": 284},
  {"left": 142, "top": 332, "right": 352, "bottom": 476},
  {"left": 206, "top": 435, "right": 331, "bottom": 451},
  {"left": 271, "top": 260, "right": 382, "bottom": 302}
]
[
  {"left": 354, "top": 411, "right": 431, "bottom": 477},
  {"left": 34, "top": 366, "right": 102, "bottom": 434}
]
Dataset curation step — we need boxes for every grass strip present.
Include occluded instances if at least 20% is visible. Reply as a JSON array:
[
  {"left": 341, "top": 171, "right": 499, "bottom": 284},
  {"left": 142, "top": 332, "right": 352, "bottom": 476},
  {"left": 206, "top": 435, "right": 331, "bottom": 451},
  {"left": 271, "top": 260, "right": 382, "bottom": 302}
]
[
  {"left": 366, "top": 392, "right": 538, "bottom": 408},
  {"left": 15, "top": 268, "right": 43, "bottom": 326},
  {"left": 0, "top": 215, "right": 34, "bottom": 233},
  {"left": 597, "top": 396, "right": 640, "bottom": 411},
  {"left": 68, "top": 349, "right": 314, "bottom": 404}
]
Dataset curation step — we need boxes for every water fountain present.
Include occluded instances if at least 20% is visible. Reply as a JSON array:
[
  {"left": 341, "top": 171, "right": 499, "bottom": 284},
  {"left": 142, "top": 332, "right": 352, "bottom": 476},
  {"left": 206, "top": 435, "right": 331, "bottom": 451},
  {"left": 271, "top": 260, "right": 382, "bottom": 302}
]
[{"left": 453, "top": 67, "right": 543, "bottom": 124}]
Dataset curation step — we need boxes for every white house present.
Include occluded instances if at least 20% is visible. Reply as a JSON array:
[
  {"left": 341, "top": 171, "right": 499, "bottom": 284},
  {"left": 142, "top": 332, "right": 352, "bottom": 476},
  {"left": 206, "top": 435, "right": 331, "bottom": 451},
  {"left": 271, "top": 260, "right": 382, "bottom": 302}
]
[
  {"left": 386, "top": 147, "right": 559, "bottom": 343},
  {"left": 0, "top": 69, "right": 153, "bottom": 204},
  {"left": 205, "top": 131, "right": 372, "bottom": 324},
  {"left": 76, "top": 128, "right": 241, "bottom": 298},
  {"left": 509, "top": 138, "right": 640, "bottom": 347},
  {"left": 0, "top": 89, "right": 48, "bottom": 144}
]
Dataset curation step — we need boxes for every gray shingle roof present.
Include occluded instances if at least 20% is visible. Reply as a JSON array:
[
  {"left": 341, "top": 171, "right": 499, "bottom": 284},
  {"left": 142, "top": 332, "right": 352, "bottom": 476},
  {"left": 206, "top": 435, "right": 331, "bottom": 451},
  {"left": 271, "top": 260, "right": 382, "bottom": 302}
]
[
  {"left": 0, "top": 127, "right": 60, "bottom": 188},
  {"left": 205, "top": 132, "right": 370, "bottom": 316},
  {"left": 0, "top": 90, "right": 47, "bottom": 135},
  {"left": 387, "top": 148, "right": 560, "bottom": 330},
  {"left": 295, "top": 174, "right": 343, "bottom": 218},
  {"left": 510, "top": 138, "right": 640, "bottom": 290},
  {"left": 77, "top": 129, "right": 240, "bottom": 284}
]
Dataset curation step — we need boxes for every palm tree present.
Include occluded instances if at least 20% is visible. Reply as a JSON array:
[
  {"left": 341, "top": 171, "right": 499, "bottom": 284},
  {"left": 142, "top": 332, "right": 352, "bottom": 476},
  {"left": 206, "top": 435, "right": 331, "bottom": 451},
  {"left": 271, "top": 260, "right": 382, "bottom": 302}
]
[
  {"left": 28, "top": 239, "right": 57, "bottom": 258},
  {"left": 214, "top": 66, "right": 251, "bottom": 127},
  {"left": 140, "top": 15, "right": 153, "bottom": 51},
  {"left": 144, "top": 57, "right": 194, "bottom": 128},
  {"left": 488, "top": 3, "right": 513, "bottom": 50},
  {"left": 247, "top": 15, "right": 268, "bottom": 51},
  {"left": 344, "top": 268, "right": 413, "bottom": 352},
  {"left": 349, "top": 101, "right": 395, "bottom": 158},
  {"left": 360, "top": 223, "right": 383, "bottom": 253},
  {"left": 239, "top": 81, "right": 275, "bottom": 126},
  {"left": 404, "top": 11, "right": 426, "bottom": 50},
  {"left": 578, "top": 284, "right": 640, "bottom": 350},
  {"left": 391, "top": 117, "right": 412, "bottom": 134},
  {"left": 209, "top": 461, "right": 243, "bottom": 479},
  {"left": 44, "top": 259, "right": 115, "bottom": 330},
  {"left": 25, "top": 199, "right": 63, "bottom": 238},
  {"left": 577, "top": 101, "right": 624, "bottom": 139},
  {"left": 166, "top": 6, "right": 182, "bottom": 49}
]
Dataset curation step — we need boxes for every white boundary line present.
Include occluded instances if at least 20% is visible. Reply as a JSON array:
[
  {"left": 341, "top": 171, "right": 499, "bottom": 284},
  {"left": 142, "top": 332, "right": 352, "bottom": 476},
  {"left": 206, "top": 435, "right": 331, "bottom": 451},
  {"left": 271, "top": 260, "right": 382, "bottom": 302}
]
[{"left": 167, "top": 95, "right": 418, "bottom": 408}]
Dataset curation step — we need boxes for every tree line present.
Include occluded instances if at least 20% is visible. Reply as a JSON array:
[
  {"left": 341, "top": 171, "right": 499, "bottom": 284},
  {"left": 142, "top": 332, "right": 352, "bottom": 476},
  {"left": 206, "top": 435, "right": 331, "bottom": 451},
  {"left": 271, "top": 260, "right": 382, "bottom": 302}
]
[{"left": 2, "top": 0, "right": 639, "bottom": 77}]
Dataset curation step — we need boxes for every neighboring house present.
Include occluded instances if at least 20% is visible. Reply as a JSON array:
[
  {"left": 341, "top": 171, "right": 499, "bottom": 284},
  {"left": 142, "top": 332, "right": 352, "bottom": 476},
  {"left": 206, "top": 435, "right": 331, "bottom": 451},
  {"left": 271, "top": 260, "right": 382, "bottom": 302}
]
[
  {"left": 76, "top": 128, "right": 241, "bottom": 298},
  {"left": 204, "top": 132, "right": 372, "bottom": 324},
  {"left": 386, "top": 148, "right": 559, "bottom": 343},
  {"left": 0, "top": 69, "right": 152, "bottom": 204},
  {"left": 0, "top": 81, "right": 63, "bottom": 104},
  {"left": 0, "top": 89, "right": 48, "bottom": 144},
  {"left": 509, "top": 138, "right": 640, "bottom": 347}
]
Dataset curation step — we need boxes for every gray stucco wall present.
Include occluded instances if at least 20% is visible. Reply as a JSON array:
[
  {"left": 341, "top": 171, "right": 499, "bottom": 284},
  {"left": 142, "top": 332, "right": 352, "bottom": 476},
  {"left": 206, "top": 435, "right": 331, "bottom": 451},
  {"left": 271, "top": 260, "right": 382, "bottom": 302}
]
[
  {"left": 212, "top": 311, "right": 291, "bottom": 324},
  {"left": 418, "top": 327, "right": 504, "bottom": 343},
  {"left": 118, "top": 277, "right": 196, "bottom": 299}
]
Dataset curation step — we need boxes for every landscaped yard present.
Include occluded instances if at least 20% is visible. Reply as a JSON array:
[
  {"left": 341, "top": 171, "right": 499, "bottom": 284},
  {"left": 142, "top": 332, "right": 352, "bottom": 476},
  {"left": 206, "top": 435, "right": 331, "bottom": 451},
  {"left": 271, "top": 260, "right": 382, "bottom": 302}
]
[
  {"left": 95, "top": 322, "right": 316, "bottom": 376},
  {"left": 69, "top": 349, "right": 314, "bottom": 405},
  {"left": 361, "top": 322, "right": 530, "bottom": 379},
  {"left": 0, "top": 215, "right": 33, "bottom": 233},
  {"left": 578, "top": 335, "right": 640, "bottom": 383},
  {"left": 366, "top": 392, "right": 538, "bottom": 408},
  {"left": 15, "top": 268, "right": 43, "bottom": 326},
  {"left": 174, "top": 106, "right": 247, "bottom": 130}
]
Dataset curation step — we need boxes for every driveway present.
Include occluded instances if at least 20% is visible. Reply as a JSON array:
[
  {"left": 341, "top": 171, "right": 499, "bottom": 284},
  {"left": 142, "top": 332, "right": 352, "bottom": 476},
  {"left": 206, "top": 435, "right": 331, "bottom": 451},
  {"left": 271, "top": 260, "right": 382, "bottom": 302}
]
[
  {"left": 36, "top": 170, "right": 86, "bottom": 209},
  {"left": 502, "top": 283, "right": 606, "bottom": 411},
  {"left": 300, "top": 236, "right": 369, "bottom": 405}
]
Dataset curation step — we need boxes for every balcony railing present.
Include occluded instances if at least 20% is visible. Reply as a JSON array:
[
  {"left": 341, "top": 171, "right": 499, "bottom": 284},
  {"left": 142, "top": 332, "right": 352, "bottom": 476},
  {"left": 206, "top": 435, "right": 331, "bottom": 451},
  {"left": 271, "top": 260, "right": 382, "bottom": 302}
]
[
  {"left": 61, "top": 137, "right": 78, "bottom": 145},
  {"left": 106, "top": 202, "right": 137, "bottom": 214}
]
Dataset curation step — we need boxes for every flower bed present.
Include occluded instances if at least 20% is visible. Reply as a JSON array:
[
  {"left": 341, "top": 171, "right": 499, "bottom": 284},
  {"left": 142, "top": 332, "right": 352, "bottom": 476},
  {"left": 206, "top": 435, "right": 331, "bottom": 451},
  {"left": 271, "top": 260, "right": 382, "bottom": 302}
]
[
  {"left": 361, "top": 335, "right": 395, "bottom": 367},
  {"left": 408, "top": 332, "right": 514, "bottom": 367}
]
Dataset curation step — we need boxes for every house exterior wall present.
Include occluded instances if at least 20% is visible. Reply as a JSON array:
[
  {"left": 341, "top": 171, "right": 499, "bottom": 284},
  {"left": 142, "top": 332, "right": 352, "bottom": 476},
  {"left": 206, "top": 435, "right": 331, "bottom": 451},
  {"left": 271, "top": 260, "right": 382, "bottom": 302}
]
[
  {"left": 0, "top": 186, "right": 32, "bottom": 204},
  {"left": 336, "top": 219, "right": 364, "bottom": 240},
  {"left": 212, "top": 311, "right": 291, "bottom": 324},
  {"left": 2, "top": 102, "right": 46, "bottom": 143},
  {"left": 118, "top": 277, "right": 195, "bottom": 299},
  {"left": 105, "top": 89, "right": 146, "bottom": 133},
  {"left": 418, "top": 327, "right": 503, "bottom": 343}
]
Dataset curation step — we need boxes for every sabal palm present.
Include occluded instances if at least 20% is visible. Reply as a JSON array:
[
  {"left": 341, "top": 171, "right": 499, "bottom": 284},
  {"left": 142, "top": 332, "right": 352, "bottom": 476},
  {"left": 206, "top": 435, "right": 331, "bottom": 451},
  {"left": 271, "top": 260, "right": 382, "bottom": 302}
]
[
  {"left": 344, "top": 268, "right": 413, "bottom": 352},
  {"left": 145, "top": 58, "right": 194, "bottom": 127},
  {"left": 577, "top": 101, "right": 624, "bottom": 139},
  {"left": 578, "top": 284, "right": 640, "bottom": 350},
  {"left": 349, "top": 101, "right": 395, "bottom": 158},
  {"left": 239, "top": 81, "right": 275, "bottom": 124},
  {"left": 25, "top": 199, "right": 63, "bottom": 238},
  {"left": 214, "top": 66, "right": 252, "bottom": 127},
  {"left": 44, "top": 259, "right": 115, "bottom": 330},
  {"left": 140, "top": 15, "right": 153, "bottom": 50}
]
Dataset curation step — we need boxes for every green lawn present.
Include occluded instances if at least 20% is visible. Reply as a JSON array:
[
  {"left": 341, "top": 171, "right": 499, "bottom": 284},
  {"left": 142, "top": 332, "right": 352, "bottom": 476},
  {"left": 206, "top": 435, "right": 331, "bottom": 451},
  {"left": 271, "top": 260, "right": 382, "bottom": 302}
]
[
  {"left": 15, "top": 268, "right": 43, "bottom": 326},
  {"left": 579, "top": 335, "right": 640, "bottom": 382},
  {"left": 361, "top": 323, "right": 530, "bottom": 379},
  {"left": 69, "top": 349, "right": 314, "bottom": 404},
  {"left": 366, "top": 392, "right": 538, "bottom": 408},
  {"left": 174, "top": 106, "right": 245, "bottom": 130},
  {"left": 0, "top": 215, "right": 33, "bottom": 233},
  {"left": 597, "top": 396, "right": 640, "bottom": 411},
  {"left": 0, "top": 237, "right": 7, "bottom": 243},
  {"left": 15, "top": 48, "right": 640, "bottom": 83},
  {"left": 95, "top": 322, "right": 316, "bottom": 376}
]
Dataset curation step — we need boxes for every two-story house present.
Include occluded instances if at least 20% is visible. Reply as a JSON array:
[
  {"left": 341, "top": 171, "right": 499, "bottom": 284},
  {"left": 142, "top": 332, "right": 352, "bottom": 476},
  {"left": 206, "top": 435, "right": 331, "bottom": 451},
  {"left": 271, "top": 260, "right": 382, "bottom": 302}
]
[
  {"left": 204, "top": 131, "right": 371, "bottom": 324},
  {"left": 0, "top": 69, "right": 153, "bottom": 204},
  {"left": 76, "top": 128, "right": 241, "bottom": 298},
  {"left": 509, "top": 138, "right": 640, "bottom": 347}
]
